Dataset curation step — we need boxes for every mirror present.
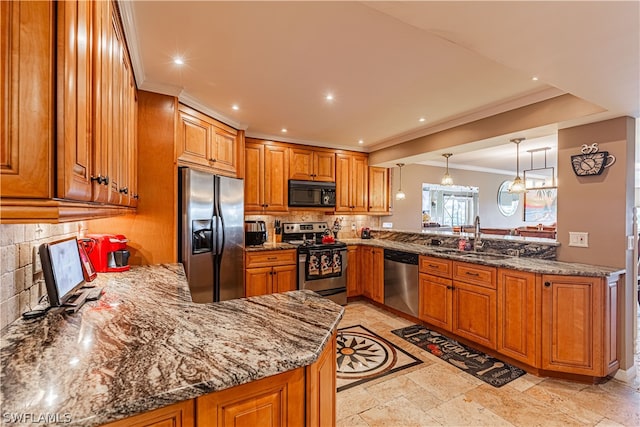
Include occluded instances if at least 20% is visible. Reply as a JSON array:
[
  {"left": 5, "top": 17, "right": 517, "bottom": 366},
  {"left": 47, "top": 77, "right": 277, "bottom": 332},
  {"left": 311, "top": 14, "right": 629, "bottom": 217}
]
[
  {"left": 497, "top": 180, "right": 519, "bottom": 217},
  {"left": 422, "top": 184, "right": 479, "bottom": 227}
]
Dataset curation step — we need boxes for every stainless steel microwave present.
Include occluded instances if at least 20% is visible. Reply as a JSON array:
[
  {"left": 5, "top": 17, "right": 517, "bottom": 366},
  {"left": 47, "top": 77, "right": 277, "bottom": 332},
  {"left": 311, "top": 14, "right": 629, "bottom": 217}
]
[{"left": 288, "top": 180, "right": 336, "bottom": 208}]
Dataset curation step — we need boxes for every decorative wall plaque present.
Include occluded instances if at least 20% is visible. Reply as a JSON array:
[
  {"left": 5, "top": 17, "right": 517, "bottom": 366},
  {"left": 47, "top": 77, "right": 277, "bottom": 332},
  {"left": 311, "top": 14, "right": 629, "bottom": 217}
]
[{"left": 570, "top": 143, "right": 615, "bottom": 176}]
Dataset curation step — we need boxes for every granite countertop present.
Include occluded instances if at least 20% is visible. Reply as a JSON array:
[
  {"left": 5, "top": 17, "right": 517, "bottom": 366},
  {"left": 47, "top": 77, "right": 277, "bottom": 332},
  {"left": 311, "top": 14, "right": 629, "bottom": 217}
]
[
  {"left": 244, "top": 242, "right": 297, "bottom": 251},
  {"left": 337, "top": 238, "right": 623, "bottom": 277},
  {"left": 243, "top": 237, "right": 622, "bottom": 277},
  {"left": 0, "top": 264, "right": 344, "bottom": 426}
]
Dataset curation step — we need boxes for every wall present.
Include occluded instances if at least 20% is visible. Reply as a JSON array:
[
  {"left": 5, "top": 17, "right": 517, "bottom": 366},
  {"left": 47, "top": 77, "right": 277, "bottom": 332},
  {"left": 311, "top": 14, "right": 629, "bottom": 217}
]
[
  {"left": 0, "top": 222, "right": 86, "bottom": 330},
  {"left": 382, "top": 164, "right": 534, "bottom": 231},
  {"left": 556, "top": 117, "right": 634, "bottom": 268}
]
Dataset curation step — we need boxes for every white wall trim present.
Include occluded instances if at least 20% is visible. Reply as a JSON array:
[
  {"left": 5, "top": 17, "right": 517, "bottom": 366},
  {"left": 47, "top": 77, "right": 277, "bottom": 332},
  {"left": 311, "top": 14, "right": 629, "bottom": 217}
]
[{"left": 614, "top": 364, "right": 637, "bottom": 383}]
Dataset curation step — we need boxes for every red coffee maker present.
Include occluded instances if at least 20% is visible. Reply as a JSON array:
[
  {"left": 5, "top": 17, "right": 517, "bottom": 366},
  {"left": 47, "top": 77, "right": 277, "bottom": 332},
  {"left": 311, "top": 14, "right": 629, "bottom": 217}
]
[{"left": 81, "top": 234, "right": 130, "bottom": 273}]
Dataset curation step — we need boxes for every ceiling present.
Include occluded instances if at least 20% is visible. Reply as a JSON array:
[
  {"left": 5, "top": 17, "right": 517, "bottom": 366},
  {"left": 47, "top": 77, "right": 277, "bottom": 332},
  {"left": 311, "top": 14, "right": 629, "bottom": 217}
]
[{"left": 120, "top": 1, "right": 639, "bottom": 172}]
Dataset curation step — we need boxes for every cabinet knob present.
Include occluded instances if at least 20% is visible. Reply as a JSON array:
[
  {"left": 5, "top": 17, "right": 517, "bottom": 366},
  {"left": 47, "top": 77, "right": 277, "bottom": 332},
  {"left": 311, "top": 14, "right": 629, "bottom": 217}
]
[
  {"left": 132, "top": 194, "right": 140, "bottom": 200},
  {"left": 91, "top": 175, "right": 109, "bottom": 185},
  {"left": 103, "top": 176, "right": 109, "bottom": 185},
  {"left": 544, "top": 281, "right": 551, "bottom": 288},
  {"left": 209, "top": 158, "right": 217, "bottom": 163},
  {"left": 119, "top": 187, "right": 129, "bottom": 195},
  {"left": 447, "top": 285, "right": 454, "bottom": 290}
]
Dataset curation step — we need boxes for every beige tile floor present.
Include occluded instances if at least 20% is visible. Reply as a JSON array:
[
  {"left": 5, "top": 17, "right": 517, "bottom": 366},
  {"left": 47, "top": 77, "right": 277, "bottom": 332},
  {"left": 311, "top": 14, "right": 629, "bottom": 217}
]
[{"left": 337, "top": 301, "right": 640, "bottom": 427}]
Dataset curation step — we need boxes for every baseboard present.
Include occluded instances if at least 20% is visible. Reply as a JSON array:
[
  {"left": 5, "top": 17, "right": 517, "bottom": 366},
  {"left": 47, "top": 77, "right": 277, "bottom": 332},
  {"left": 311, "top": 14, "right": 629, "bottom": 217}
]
[{"left": 614, "top": 364, "right": 638, "bottom": 383}]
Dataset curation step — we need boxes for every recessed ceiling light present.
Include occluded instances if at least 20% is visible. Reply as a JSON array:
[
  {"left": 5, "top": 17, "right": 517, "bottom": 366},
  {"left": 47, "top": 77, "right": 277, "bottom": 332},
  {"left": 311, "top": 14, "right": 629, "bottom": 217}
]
[
  {"left": 173, "top": 57, "right": 184, "bottom": 65},
  {"left": 281, "top": 128, "right": 288, "bottom": 133},
  {"left": 326, "top": 94, "right": 334, "bottom": 101},
  {"left": 358, "top": 139, "right": 364, "bottom": 145},
  {"left": 419, "top": 117, "right": 426, "bottom": 122},
  {"left": 232, "top": 104, "right": 239, "bottom": 111},
  {"left": 532, "top": 76, "right": 539, "bottom": 81}
]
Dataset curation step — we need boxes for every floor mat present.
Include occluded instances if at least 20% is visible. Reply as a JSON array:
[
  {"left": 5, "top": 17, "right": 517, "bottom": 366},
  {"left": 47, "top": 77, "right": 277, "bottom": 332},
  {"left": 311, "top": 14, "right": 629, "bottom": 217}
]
[
  {"left": 336, "top": 324, "right": 423, "bottom": 392},
  {"left": 392, "top": 324, "right": 526, "bottom": 387}
]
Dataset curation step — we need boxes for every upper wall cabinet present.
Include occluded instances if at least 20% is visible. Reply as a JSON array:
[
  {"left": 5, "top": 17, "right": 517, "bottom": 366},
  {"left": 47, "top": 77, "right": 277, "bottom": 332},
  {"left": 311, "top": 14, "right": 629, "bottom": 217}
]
[
  {"left": 335, "top": 153, "right": 368, "bottom": 213},
  {"left": 289, "top": 147, "right": 335, "bottom": 182},
  {"left": 1, "top": 0, "right": 138, "bottom": 222},
  {"left": 1, "top": 1, "right": 55, "bottom": 199},
  {"left": 177, "top": 104, "right": 239, "bottom": 177},
  {"left": 368, "top": 166, "right": 389, "bottom": 214},
  {"left": 245, "top": 138, "right": 289, "bottom": 214}
]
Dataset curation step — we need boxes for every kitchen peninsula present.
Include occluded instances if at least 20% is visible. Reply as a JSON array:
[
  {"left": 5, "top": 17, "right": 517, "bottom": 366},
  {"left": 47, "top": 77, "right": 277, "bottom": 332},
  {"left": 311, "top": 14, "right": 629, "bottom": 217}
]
[{"left": 0, "top": 264, "right": 343, "bottom": 427}]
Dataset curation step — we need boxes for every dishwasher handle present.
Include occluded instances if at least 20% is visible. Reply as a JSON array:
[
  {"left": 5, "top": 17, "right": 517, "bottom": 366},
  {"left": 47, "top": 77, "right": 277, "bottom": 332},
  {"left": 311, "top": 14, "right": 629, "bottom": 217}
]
[{"left": 383, "top": 249, "right": 419, "bottom": 265}]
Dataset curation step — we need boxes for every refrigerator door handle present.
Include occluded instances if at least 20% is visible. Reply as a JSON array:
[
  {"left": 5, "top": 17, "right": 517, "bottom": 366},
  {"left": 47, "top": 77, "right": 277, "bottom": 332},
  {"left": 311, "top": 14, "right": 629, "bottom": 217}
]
[{"left": 217, "top": 214, "right": 225, "bottom": 256}]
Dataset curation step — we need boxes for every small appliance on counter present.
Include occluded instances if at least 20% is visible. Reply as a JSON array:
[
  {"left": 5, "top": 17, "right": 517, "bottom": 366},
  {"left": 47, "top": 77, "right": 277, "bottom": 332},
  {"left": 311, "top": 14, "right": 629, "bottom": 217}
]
[
  {"left": 80, "top": 234, "right": 130, "bottom": 272},
  {"left": 360, "top": 227, "right": 372, "bottom": 239},
  {"left": 245, "top": 220, "right": 267, "bottom": 246}
]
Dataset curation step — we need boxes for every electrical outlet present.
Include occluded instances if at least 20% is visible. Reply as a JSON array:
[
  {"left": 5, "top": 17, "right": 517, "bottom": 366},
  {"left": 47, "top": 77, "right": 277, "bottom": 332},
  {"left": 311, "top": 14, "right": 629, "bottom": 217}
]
[
  {"left": 382, "top": 222, "right": 393, "bottom": 229},
  {"left": 351, "top": 223, "right": 356, "bottom": 231},
  {"left": 33, "top": 246, "right": 42, "bottom": 273},
  {"left": 569, "top": 232, "right": 589, "bottom": 248}
]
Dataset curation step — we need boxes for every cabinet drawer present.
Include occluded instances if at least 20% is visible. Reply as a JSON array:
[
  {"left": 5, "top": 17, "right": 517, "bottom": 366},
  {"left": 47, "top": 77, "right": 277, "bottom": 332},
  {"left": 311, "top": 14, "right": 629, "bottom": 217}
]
[
  {"left": 419, "top": 256, "right": 452, "bottom": 278},
  {"left": 453, "top": 261, "right": 496, "bottom": 289},
  {"left": 245, "top": 250, "right": 297, "bottom": 268}
]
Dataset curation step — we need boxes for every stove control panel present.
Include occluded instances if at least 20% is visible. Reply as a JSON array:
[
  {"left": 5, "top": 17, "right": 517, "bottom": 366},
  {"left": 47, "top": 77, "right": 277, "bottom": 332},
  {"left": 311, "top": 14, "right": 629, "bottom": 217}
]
[{"left": 282, "top": 222, "right": 328, "bottom": 235}]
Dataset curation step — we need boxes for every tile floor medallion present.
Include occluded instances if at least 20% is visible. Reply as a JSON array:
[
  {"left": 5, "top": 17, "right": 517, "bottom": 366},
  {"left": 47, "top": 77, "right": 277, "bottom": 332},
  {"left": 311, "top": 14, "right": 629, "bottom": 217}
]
[
  {"left": 392, "top": 324, "right": 526, "bottom": 387},
  {"left": 337, "top": 324, "right": 423, "bottom": 392}
]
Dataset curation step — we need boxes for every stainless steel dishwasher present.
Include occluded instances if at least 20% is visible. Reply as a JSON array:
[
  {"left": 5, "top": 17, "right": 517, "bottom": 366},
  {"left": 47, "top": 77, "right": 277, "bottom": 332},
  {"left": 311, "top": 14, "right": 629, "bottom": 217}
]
[{"left": 383, "top": 249, "right": 419, "bottom": 317}]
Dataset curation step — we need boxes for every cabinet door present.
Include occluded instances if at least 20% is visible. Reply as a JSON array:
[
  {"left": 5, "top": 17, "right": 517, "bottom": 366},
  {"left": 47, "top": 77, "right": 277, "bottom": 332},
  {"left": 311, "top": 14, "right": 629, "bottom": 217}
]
[
  {"left": 245, "top": 267, "right": 273, "bottom": 297},
  {"left": 418, "top": 273, "right": 452, "bottom": 331},
  {"left": 211, "top": 125, "right": 238, "bottom": 176},
  {"left": 1, "top": 1, "right": 55, "bottom": 199},
  {"left": 313, "top": 151, "right": 335, "bottom": 182},
  {"left": 453, "top": 280, "right": 497, "bottom": 350},
  {"left": 56, "top": 0, "right": 93, "bottom": 201},
  {"left": 371, "top": 247, "right": 384, "bottom": 303},
  {"left": 335, "top": 154, "right": 352, "bottom": 212},
  {"left": 101, "top": 400, "right": 194, "bottom": 427},
  {"left": 350, "top": 155, "right": 369, "bottom": 213},
  {"left": 244, "top": 143, "right": 264, "bottom": 212},
  {"left": 197, "top": 368, "right": 305, "bottom": 427},
  {"left": 368, "top": 167, "right": 389, "bottom": 213},
  {"left": 497, "top": 269, "right": 537, "bottom": 366},
  {"left": 289, "top": 147, "right": 314, "bottom": 181},
  {"left": 263, "top": 144, "right": 288, "bottom": 212},
  {"left": 541, "top": 275, "right": 603, "bottom": 375},
  {"left": 306, "top": 333, "right": 337, "bottom": 427},
  {"left": 346, "top": 246, "right": 360, "bottom": 297},
  {"left": 177, "top": 107, "right": 212, "bottom": 167},
  {"left": 273, "top": 264, "right": 297, "bottom": 293}
]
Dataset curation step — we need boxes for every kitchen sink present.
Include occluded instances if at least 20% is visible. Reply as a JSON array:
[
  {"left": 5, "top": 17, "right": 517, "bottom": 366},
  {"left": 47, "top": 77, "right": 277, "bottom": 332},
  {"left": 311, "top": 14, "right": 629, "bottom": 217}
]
[{"left": 458, "top": 252, "right": 510, "bottom": 260}]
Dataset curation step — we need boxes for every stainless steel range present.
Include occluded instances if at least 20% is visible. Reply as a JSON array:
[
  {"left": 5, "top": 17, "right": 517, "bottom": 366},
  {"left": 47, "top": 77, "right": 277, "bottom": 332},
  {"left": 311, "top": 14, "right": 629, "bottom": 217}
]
[{"left": 281, "top": 222, "right": 347, "bottom": 305}]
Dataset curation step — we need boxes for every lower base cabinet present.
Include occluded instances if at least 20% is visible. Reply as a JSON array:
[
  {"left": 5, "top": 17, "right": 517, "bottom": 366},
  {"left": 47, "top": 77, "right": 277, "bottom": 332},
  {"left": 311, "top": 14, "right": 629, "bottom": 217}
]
[
  {"left": 245, "top": 250, "right": 297, "bottom": 297},
  {"left": 102, "top": 333, "right": 337, "bottom": 427}
]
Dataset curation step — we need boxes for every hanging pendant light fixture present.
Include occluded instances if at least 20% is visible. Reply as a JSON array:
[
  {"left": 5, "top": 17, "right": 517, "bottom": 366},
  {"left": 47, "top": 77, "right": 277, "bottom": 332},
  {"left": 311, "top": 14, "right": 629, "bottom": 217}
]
[
  {"left": 395, "top": 163, "right": 406, "bottom": 200},
  {"left": 508, "top": 138, "right": 526, "bottom": 193},
  {"left": 441, "top": 153, "right": 454, "bottom": 186}
]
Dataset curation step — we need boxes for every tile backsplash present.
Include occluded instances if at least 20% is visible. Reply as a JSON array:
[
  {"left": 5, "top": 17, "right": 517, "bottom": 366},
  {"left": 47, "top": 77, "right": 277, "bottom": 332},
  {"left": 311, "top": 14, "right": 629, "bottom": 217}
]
[{"left": 0, "top": 222, "right": 86, "bottom": 331}]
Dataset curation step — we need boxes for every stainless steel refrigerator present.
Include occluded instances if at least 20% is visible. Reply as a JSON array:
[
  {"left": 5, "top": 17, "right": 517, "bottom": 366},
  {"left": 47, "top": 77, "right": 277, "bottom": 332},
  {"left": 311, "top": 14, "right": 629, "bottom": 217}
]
[{"left": 178, "top": 167, "right": 244, "bottom": 302}]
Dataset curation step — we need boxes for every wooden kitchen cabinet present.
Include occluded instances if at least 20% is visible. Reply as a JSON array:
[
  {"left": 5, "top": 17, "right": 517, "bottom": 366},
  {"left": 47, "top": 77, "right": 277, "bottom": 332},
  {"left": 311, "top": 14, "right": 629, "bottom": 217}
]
[
  {"left": 419, "top": 273, "right": 453, "bottom": 330},
  {"left": 305, "top": 332, "right": 337, "bottom": 427},
  {"left": 289, "top": 147, "right": 335, "bottom": 182},
  {"left": 368, "top": 166, "right": 390, "bottom": 214},
  {"left": 335, "top": 153, "right": 368, "bottom": 213},
  {"left": 245, "top": 139, "right": 289, "bottom": 213},
  {"left": 1, "top": 1, "right": 55, "bottom": 199},
  {"left": 101, "top": 400, "right": 195, "bottom": 427},
  {"left": 1, "top": 0, "right": 138, "bottom": 221},
  {"left": 245, "top": 250, "right": 297, "bottom": 297},
  {"left": 540, "top": 274, "right": 619, "bottom": 377},
  {"left": 497, "top": 268, "right": 537, "bottom": 366},
  {"left": 346, "top": 246, "right": 361, "bottom": 297},
  {"left": 359, "top": 246, "right": 383, "bottom": 303},
  {"left": 177, "top": 104, "right": 239, "bottom": 177}
]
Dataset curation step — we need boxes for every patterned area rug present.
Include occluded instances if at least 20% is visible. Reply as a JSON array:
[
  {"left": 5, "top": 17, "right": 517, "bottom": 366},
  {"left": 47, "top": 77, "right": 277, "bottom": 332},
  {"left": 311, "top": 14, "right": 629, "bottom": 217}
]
[
  {"left": 392, "top": 325, "right": 526, "bottom": 387},
  {"left": 336, "top": 325, "right": 423, "bottom": 392}
]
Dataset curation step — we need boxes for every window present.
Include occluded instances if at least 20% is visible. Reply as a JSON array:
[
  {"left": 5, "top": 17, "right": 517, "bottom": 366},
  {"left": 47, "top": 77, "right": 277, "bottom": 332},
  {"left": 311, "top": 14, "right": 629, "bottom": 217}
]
[{"left": 422, "top": 184, "right": 479, "bottom": 227}]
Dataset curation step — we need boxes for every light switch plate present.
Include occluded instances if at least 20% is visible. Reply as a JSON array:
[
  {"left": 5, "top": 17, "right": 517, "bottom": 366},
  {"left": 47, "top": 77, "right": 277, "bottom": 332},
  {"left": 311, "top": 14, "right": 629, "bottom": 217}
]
[
  {"left": 569, "top": 232, "right": 589, "bottom": 248},
  {"left": 382, "top": 222, "right": 393, "bottom": 228},
  {"left": 33, "top": 246, "right": 42, "bottom": 273}
]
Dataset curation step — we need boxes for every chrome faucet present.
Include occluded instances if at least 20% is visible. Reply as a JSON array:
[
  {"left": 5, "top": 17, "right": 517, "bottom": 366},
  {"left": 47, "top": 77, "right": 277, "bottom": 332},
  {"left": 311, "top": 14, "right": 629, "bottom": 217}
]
[{"left": 473, "top": 215, "right": 483, "bottom": 251}]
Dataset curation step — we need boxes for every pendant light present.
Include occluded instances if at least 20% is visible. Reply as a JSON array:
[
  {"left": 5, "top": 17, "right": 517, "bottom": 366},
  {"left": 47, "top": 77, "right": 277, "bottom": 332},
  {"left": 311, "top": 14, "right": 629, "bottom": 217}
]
[
  {"left": 395, "top": 163, "right": 406, "bottom": 200},
  {"left": 508, "top": 138, "right": 526, "bottom": 194},
  {"left": 441, "top": 153, "right": 454, "bottom": 186}
]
